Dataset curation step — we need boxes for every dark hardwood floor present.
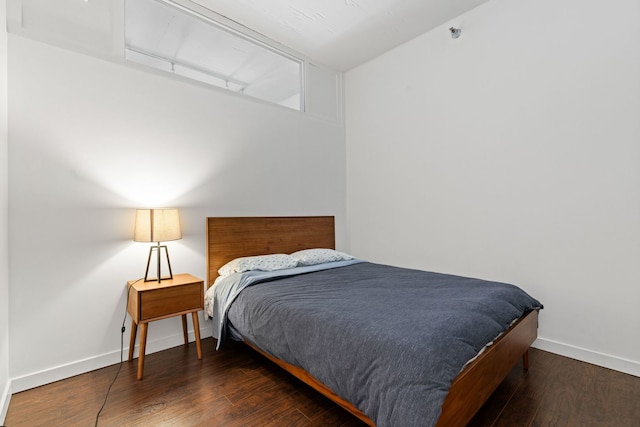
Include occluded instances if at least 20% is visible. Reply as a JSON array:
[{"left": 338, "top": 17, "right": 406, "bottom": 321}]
[{"left": 5, "top": 338, "right": 640, "bottom": 426}]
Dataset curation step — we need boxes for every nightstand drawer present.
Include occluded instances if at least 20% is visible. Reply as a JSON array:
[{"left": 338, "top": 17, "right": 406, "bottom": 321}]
[{"left": 140, "top": 282, "right": 202, "bottom": 321}]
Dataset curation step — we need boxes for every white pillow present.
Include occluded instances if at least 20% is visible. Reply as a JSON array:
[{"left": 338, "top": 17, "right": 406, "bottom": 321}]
[
  {"left": 290, "top": 248, "right": 354, "bottom": 266},
  {"left": 218, "top": 254, "right": 298, "bottom": 277}
]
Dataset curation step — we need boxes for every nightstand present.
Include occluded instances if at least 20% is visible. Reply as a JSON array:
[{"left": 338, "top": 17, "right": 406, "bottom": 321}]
[{"left": 127, "top": 273, "right": 204, "bottom": 380}]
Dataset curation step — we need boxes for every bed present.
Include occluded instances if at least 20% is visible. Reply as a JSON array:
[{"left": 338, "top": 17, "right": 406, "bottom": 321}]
[{"left": 205, "top": 216, "right": 542, "bottom": 426}]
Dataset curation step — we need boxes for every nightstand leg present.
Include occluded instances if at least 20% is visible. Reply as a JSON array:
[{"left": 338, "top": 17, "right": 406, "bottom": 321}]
[
  {"left": 181, "top": 314, "right": 189, "bottom": 345},
  {"left": 137, "top": 323, "right": 148, "bottom": 380},
  {"left": 128, "top": 320, "right": 137, "bottom": 362},
  {"left": 192, "top": 312, "right": 202, "bottom": 360}
]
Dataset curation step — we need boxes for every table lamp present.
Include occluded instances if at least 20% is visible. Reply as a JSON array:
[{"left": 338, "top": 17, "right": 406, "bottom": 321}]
[{"left": 134, "top": 208, "right": 182, "bottom": 282}]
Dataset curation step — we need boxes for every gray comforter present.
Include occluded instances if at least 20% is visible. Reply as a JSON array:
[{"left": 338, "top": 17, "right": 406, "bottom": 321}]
[{"left": 218, "top": 262, "right": 542, "bottom": 426}]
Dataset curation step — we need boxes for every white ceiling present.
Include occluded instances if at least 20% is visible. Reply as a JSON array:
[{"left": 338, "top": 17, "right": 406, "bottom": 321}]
[
  {"left": 192, "top": 0, "right": 490, "bottom": 70},
  {"left": 9, "top": 0, "right": 490, "bottom": 72}
]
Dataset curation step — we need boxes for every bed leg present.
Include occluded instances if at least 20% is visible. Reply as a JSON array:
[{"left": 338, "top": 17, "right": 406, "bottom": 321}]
[{"left": 522, "top": 350, "right": 530, "bottom": 371}]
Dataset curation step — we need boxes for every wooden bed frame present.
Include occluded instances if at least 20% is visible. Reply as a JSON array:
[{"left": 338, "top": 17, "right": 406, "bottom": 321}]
[{"left": 206, "top": 216, "right": 538, "bottom": 426}]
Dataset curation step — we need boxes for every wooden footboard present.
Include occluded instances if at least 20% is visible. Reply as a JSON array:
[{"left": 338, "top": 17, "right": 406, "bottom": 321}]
[
  {"left": 245, "top": 310, "right": 537, "bottom": 427},
  {"left": 436, "top": 309, "right": 538, "bottom": 426}
]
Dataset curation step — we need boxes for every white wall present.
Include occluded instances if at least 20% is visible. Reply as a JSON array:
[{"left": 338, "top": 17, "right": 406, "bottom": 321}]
[
  {"left": 346, "top": 0, "right": 640, "bottom": 376},
  {"left": 0, "top": 0, "right": 10, "bottom": 421},
  {"left": 8, "top": 34, "right": 346, "bottom": 391}
]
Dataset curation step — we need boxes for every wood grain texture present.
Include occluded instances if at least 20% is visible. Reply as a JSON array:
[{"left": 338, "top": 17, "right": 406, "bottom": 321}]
[
  {"left": 6, "top": 339, "right": 365, "bottom": 427},
  {"left": 126, "top": 273, "right": 204, "bottom": 380},
  {"left": 128, "top": 274, "right": 204, "bottom": 322},
  {"left": 245, "top": 341, "right": 375, "bottom": 426},
  {"left": 6, "top": 343, "right": 640, "bottom": 426},
  {"left": 206, "top": 216, "right": 335, "bottom": 287},
  {"left": 436, "top": 310, "right": 538, "bottom": 427}
]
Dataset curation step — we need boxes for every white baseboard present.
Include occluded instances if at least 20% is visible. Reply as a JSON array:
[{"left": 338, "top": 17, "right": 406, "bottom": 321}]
[
  {"left": 8, "top": 330, "right": 638, "bottom": 400},
  {"left": 0, "top": 379, "right": 10, "bottom": 426},
  {"left": 10, "top": 326, "right": 211, "bottom": 394},
  {"left": 533, "top": 337, "right": 640, "bottom": 378}
]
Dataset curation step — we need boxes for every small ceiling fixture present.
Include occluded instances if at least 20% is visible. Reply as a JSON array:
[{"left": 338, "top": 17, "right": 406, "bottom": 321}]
[{"left": 449, "top": 27, "right": 461, "bottom": 39}]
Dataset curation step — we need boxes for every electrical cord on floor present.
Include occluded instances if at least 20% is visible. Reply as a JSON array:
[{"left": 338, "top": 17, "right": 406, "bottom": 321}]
[{"left": 94, "top": 278, "right": 141, "bottom": 427}]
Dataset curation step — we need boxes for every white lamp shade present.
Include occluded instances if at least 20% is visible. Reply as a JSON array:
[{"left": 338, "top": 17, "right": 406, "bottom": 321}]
[{"left": 134, "top": 208, "right": 182, "bottom": 242}]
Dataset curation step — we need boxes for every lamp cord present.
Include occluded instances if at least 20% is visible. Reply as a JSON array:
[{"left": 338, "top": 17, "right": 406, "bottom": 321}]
[{"left": 95, "top": 278, "right": 142, "bottom": 427}]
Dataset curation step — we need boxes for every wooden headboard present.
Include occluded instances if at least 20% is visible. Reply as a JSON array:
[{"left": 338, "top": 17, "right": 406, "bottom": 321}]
[{"left": 206, "top": 216, "right": 335, "bottom": 287}]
